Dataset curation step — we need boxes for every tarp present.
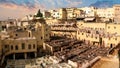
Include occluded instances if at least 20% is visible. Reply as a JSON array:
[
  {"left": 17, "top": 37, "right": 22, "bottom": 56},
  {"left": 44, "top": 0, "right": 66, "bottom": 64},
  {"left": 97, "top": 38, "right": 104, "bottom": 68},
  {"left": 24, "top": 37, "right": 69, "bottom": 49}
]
[{"left": 84, "top": 18, "right": 95, "bottom": 21}]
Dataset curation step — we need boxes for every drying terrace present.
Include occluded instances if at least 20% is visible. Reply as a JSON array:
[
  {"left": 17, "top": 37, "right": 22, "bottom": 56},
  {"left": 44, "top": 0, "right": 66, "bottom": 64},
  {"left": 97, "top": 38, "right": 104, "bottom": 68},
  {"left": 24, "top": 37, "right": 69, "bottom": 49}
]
[{"left": 45, "top": 36, "right": 110, "bottom": 67}]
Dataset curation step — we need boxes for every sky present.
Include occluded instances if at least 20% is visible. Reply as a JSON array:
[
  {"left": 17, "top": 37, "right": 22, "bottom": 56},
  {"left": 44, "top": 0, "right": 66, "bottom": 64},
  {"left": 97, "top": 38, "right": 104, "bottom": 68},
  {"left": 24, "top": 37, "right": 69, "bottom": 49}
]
[{"left": 0, "top": 0, "right": 120, "bottom": 20}]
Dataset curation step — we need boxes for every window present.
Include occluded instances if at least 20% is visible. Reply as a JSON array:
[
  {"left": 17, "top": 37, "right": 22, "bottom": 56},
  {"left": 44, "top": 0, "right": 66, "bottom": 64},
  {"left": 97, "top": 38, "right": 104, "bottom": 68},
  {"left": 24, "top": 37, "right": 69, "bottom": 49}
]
[
  {"left": 11, "top": 45, "right": 13, "bottom": 50},
  {"left": 29, "top": 32, "right": 31, "bottom": 37},
  {"left": 108, "top": 26, "right": 110, "bottom": 29},
  {"left": 33, "top": 44, "right": 35, "bottom": 49},
  {"left": 28, "top": 44, "right": 31, "bottom": 49},
  {"left": 88, "top": 30, "right": 90, "bottom": 33},
  {"left": 115, "top": 38, "right": 117, "bottom": 40},
  {"left": 95, "top": 37, "right": 97, "bottom": 39},
  {"left": 82, "top": 33, "right": 84, "bottom": 35},
  {"left": 41, "top": 37, "right": 43, "bottom": 40},
  {"left": 91, "top": 35, "right": 93, "bottom": 38},
  {"left": 46, "top": 34, "right": 48, "bottom": 36},
  {"left": 78, "top": 32, "right": 80, "bottom": 34},
  {"left": 24, "top": 28, "right": 26, "bottom": 30},
  {"left": 15, "top": 45, "right": 18, "bottom": 50},
  {"left": 96, "top": 31, "right": 99, "bottom": 34},
  {"left": 114, "top": 26, "right": 116, "bottom": 29},
  {"left": 46, "top": 28, "right": 48, "bottom": 31},
  {"left": 86, "top": 35, "right": 88, "bottom": 38},
  {"left": 22, "top": 43, "right": 25, "bottom": 49},
  {"left": 5, "top": 45, "right": 8, "bottom": 48},
  {"left": 16, "top": 34, "right": 18, "bottom": 36}
]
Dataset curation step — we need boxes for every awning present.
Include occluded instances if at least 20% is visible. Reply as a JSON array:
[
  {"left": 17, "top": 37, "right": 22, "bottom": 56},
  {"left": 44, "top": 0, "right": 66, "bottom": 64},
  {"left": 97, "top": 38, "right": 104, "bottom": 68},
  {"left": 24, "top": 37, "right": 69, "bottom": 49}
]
[{"left": 84, "top": 18, "right": 95, "bottom": 21}]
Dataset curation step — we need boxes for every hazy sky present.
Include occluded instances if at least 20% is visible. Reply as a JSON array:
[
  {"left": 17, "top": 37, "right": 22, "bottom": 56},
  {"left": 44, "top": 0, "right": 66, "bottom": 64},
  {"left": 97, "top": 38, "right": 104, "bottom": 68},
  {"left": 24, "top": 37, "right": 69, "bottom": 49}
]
[{"left": 0, "top": 0, "right": 120, "bottom": 20}]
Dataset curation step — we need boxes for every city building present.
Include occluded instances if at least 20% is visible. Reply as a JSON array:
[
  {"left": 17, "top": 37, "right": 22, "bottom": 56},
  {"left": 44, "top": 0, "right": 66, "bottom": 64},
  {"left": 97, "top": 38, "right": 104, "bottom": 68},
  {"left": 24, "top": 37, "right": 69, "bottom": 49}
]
[
  {"left": 65, "top": 8, "right": 83, "bottom": 19},
  {"left": 51, "top": 8, "right": 67, "bottom": 19},
  {"left": 113, "top": 5, "right": 120, "bottom": 23},
  {"left": 0, "top": 18, "right": 51, "bottom": 65},
  {"left": 50, "top": 23, "right": 77, "bottom": 39},
  {"left": 42, "top": 11, "right": 51, "bottom": 19},
  {"left": 1, "top": 4, "right": 120, "bottom": 67},
  {"left": 77, "top": 21, "right": 120, "bottom": 47},
  {"left": 66, "top": 8, "right": 76, "bottom": 19},
  {"left": 96, "top": 8, "right": 114, "bottom": 19},
  {"left": 80, "top": 7, "right": 96, "bottom": 17}
]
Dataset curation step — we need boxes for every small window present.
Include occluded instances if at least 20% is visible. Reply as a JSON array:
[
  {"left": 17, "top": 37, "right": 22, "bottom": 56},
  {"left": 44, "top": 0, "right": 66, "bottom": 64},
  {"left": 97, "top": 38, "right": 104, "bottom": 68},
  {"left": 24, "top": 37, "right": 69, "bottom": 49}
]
[
  {"left": 33, "top": 44, "right": 35, "bottom": 49},
  {"left": 95, "top": 37, "right": 97, "bottom": 39},
  {"left": 41, "top": 37, "right": 43, "bottom": 40},
  {"left": 16, "top": 34, "right": 18, "bottom": 36},
  {"left": 115, "top": 38, "right": 117, "bottom": 40},
  {"left": 28, "top": 44, "right": 31, "bottom": 49},
  {"left": 78, "top": 32, "right": 80, "bottom": 34},
  {"left": 5, "top": 45, "right": 8, "bottom": 48},
  {"left": 91, "top": 35, "right": 93, "bottom": 38},
  {"left": 88, "top": 30, "right": 90, "bottom": 33},
  {"left": 15, "top": 45, "right": 18, "bottom": 50},
  {"left": 29, "top": 32, "right": 31, "bottom": 37},
  {"left": 22, "top": 43, "right": 25, "bottom": 49},
  {"left": 96, "top": 31, "right": 99, "bottom": 34},
  {"left": 46, "top": 28, "right": 48, "bottom": 31},
  {"left": 11, "top": 45, "right": 13, "bottom": 50},
  {"left": 114, "top": 26, "right": 116, "bottom": 29},
  {"left": 24, "top": 28, "right": 26, "bottom": 30},
  {"left": 86, "top": 35, "right": 88, "bottom": 38},
  {"left": 82, "top": 33, "right": 84, "bottom": 35}
]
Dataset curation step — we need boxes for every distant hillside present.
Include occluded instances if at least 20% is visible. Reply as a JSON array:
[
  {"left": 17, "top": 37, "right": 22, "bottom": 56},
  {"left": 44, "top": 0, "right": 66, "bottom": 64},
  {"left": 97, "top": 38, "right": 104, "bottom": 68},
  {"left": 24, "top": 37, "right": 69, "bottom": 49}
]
[{"left": 90, "top": 0, "right": 120, "bottom": 8}]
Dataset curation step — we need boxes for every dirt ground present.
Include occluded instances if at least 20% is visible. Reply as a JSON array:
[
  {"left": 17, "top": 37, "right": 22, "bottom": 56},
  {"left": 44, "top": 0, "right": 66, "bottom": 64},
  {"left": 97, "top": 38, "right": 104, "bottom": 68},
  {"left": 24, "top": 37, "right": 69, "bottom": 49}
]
[{"left": 92, "top": 56, "right": 119, "bottom": 68}]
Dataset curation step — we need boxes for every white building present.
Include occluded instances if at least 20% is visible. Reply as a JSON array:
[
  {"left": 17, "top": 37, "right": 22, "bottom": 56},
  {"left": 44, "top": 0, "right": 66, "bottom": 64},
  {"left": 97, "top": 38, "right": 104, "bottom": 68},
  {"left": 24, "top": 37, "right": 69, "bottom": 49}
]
[
  {"left": 96, "top": 8, "right": 114, "bottom": 19},
  {"left": 80, "top": 7, "right": 96, "bottom": 17},
  {"left": 113, "top": 5, "right": 120, "bottom": 23}
]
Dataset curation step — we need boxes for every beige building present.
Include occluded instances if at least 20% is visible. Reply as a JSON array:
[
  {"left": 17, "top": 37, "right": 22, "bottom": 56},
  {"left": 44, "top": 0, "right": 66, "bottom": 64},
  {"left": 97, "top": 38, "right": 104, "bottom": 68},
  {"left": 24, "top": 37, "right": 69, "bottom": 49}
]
[
  {"left": 96, "top": 8, "right": 114, "bottom": 19},
  {"left": 66, "top": 8, "right": 76, "bottom": 19},
  {"left": 106, "top": 23, "right": 120, "bottom": 35},
  {"left": 77, "top": 21, "right": 120, "bottom": 48},
  {"left": 51, "top": 24, "right": 77, "bottom": 39},
  {"left": 42, "top": 11, "right": 51, "bottom": 19},
  {"left": 0, "top": 19, "right": 51, "bottom": 65},
  {"left": 77, "top": 21, "right": 106, "bottom": 30},
  {"left": 2, "top": 37, "right": 37, "bottom": 58},
  {"left": 74, "top": 9, "right": 84, "bottom": 18},
  {"left": 113, "top": 5, "right": 120, "bottom": 23},
  {"left": 50, "top": 8, "right": 67, "bottom": 19}
]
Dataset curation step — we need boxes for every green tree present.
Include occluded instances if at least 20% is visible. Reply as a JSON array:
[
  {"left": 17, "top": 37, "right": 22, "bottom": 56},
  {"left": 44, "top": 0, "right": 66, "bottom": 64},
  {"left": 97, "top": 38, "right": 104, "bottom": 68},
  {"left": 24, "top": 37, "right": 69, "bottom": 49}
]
[{"left": 36, "top": 9, "right": 43, "bottom": 17}]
